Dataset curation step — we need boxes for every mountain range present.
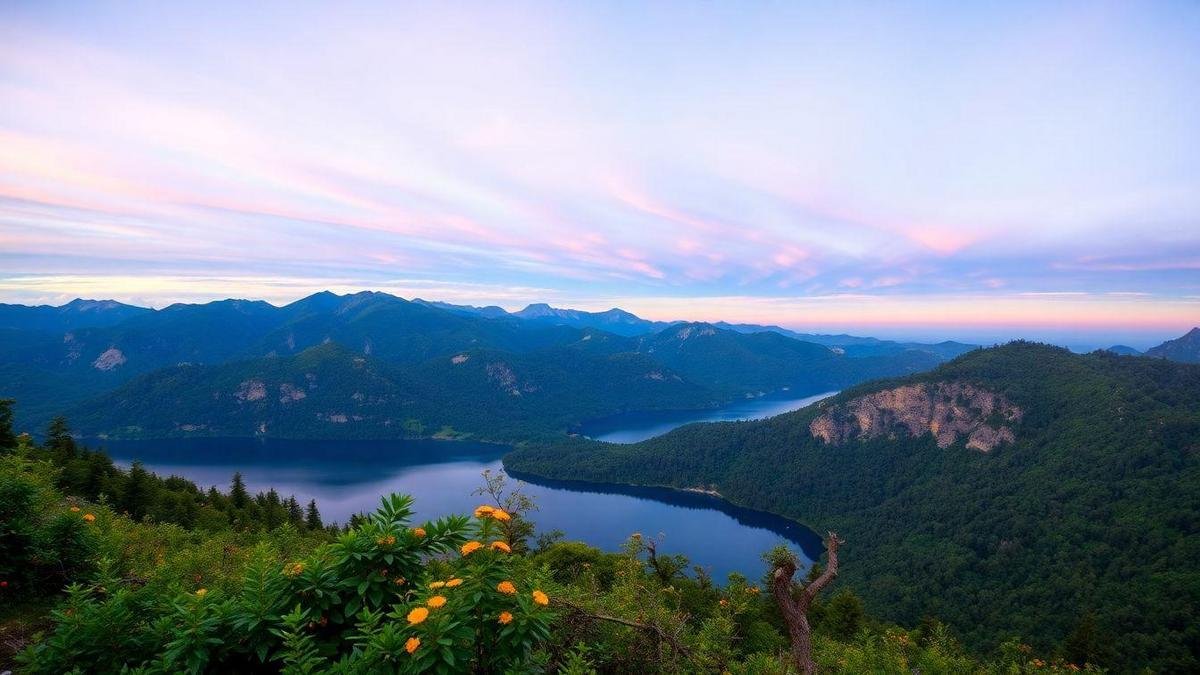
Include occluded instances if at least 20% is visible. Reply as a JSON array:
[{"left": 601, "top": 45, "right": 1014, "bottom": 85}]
[{"left": 0, "top": 292, "right": 974, "bottom": 439}]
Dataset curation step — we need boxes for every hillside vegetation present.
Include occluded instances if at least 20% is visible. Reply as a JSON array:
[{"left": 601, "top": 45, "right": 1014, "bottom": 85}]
[
  {"left": 0, "top": 293, "right": 947, "bottom": 440},
  {"left": 2, "top": 427, "right": 1091, "bottom": 674},
  {"left": 507, "top": 342, "right": 1200, "bottom": 671}
]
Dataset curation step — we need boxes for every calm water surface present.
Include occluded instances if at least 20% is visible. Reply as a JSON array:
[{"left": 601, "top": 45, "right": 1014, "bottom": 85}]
[
  {"left": 101, "top": 396, "right": 830, "bottom": 579},
  {"left": 579, "top": 390, "right": 837, "bottom": 443}
]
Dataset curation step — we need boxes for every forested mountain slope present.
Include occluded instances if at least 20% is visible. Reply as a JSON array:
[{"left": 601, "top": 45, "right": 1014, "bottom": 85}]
[
  {"left": 1147, "top": 326, "right": 1200, "bottom": 363},
  {"left": 1, "top": 294, "right": 954, "bottom": 435},
  {"left": 64, "top": 342, "right": 715, "bottom": 441},
  {"left": 506, "top": 343, "right": 1200, "bottom": 671}
]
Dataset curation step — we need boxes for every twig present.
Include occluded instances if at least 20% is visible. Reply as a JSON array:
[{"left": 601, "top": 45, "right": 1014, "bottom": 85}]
[{"left": 552, "top": 598, "right": 691, "bottom": 657}]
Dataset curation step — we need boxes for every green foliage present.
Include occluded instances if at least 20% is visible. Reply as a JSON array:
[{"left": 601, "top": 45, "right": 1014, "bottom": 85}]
[
  {"left": 1, "top": 452, "right": 1085, "bottom": 674},
  {"left": 14, "top": 422, "right": 328, "bottom": 536},
  {"left": 509, "top": 342, "right": 1200, "bottom": 672},
  {"left": 18, "top": 488, "right": 556, "bottom": 674},
  {"left": 0, "top": 397, "right": 16, "bottom": 450},
  {"left": 0, "top": 456, "right": 97, "bottom": 598}
]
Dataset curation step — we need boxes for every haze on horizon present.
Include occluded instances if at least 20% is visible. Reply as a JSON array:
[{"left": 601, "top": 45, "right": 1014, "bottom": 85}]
[{"left": 1, "top": 1, "right": 1197, "bottom": 349}]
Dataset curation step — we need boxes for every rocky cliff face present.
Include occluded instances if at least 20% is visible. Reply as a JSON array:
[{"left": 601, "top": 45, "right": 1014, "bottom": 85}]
[{"left": 810, "top": 381, "right": 1021, "bottom": 452}]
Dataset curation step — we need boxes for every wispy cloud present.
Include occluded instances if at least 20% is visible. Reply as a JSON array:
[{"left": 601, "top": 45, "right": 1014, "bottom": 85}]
[{"left": 1, "top": 1, "right": 1198, "bottom": 336}]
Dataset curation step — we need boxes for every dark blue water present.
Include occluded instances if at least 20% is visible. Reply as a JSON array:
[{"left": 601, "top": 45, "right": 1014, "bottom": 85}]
[
  {"left": 100, "top": 398, "right": 829, "bottom": 580},
  {"left": 580, "top": 390, "right": 837, "bottom": 443}
]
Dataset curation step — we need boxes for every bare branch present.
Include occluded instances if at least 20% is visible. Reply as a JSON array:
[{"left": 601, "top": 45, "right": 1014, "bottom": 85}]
[
  {"left": 553, "top": 597, "right": 692, "bottom": 657},
  {"left": 803, "top": 531, "right": 842, "bottom": 601},
  {"left": 770, "top": 532, "right": 845, "bottom": 675}
]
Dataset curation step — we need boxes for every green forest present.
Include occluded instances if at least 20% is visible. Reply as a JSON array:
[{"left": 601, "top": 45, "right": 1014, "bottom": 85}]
[
  {"left": 507, "top": 343, "right": 1200, "bottom": 672},
  {"left": 3, "top": 410, "right": 1096, "bottom": 674}
]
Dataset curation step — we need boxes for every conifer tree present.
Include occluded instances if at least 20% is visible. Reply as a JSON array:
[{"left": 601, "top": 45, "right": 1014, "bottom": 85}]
[
  {"left": 46, "top": 416, "right": 77, "bottom": 460},
  {"left": 285, "top": 496, "right": 303, "bottom": 525},
  {"left": 229, "top": 472, "right": 250, "bottom": 510},
  {"left": 304, "top": 499, "right": 322, "bottom": 530},
  {"left": 121, "top": 461, "right": 155, "bottom": 520},
  {"left": 0, "top": 398, "right": 16, "bottom": 451}
]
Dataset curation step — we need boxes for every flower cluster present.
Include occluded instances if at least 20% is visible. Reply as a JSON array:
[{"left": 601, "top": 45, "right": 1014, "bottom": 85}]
[{"left": 473, "top": 504, "right": 511, "bottom": 522}]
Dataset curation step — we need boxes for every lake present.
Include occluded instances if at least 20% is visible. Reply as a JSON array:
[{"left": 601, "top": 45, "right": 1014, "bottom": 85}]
[
  {"left": 101, "top": 395, "right": 831, "bottom": 580},
  {"left": 579, "top": 390, "right": 837, "bottom": 443}
]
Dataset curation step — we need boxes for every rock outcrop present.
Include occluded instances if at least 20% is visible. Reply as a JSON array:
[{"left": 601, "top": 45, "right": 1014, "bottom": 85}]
[
  {"left": 92, "top": 347, "right": 126, "bottom": 371},
  {"left": 810, "top": 381, "right": 1021, "bottom": 452}
]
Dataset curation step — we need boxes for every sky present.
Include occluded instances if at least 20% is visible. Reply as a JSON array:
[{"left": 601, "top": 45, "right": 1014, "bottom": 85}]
[{"left": 1, "top": 1, "right": 1198, "bottom": 348}]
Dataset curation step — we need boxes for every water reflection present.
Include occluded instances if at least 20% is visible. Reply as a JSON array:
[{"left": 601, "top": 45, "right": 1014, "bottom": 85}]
[{"left": 100, "top": 436, "right": 821, "bottom": 580}]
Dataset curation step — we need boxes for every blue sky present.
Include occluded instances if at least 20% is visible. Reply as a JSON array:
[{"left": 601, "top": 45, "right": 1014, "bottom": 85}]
[{"left": 0, "top": 1, "right": 1197, "bottom": 346}]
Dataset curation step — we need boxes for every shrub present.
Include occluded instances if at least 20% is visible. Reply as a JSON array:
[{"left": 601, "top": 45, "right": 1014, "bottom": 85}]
[{"left": 18, "top": 493, "right": 556, "bottom": 674}]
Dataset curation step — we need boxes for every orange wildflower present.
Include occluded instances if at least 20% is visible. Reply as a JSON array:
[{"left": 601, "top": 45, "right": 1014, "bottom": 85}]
[
  {"left": 498, "top": 611, "right": 514, "bottom": 625},
  {"left": 445, "top": 578, "right": 463, "bottom": 587},
  {"left": 405, "top": 636, "right": 420, "bottom": 654},
  {"left": 284, "top": 562, "right": 305, "bottom": 577},
  {"left": 490, "top": 540, "right": 512, "bottom": 553},
  {"left": 532, "top": 590, "right": 549, "bottom": 606},
  {"left": 69, "top": 506, "right": 81, "bottom": 512},
  {"left": 376, "top": 534, "right": 396, "bottom": 546},
  {"left": 490, "top": 508, "right": 512, "bottom": 522},
  {"left": 496, "top": 580, "right": 517, "bottom": 595},
  {"left": 82, "top": 513, "right": 96, "bottom": 523},
  {"left": 473, "top": 504, "right": 495, "bottom": 518},
  {"left": 195, "top": 588, "right": 208, "bottom": 597},
  {"left": 429, "top": 580, "right": 446, "bottom": 589},
  {"left": 460, "top": 541, "right": 484, "bottom": 556},
  {"left": 407, "top": 607, "right": 429, "bottom": 625},
  {"left": 427, "top": 595, "right": 447, "bottom": 608},
  {"left": 411, "top": 527, "right": 426, "bottom": 538}
]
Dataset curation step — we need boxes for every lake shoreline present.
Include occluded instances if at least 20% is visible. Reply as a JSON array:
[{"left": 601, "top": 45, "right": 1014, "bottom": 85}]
[{"left": 503, "top": 465, "right": 825, "bottom": 561}]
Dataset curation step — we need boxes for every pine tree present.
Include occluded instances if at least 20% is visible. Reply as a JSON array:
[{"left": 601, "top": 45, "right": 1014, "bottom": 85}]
[
  {"left": 121, "top": 461, "right": 155, "bottom": 520},
  {"left": 230, "top": 472, "right": 250, "bottom": 510},
  {"left": 304, "top": 499, "right": 323, "bottom": 530},
  {"left": 264, "top": 489, "right": 283, "bottom": 529},
  {"left": 46, "top": 416, "right": 77, "bottom": 460},
  {"left": 0, "top": 398, "right": 17, "bottom": 451},
  {"left": 285, "top": 496, "right": 303, "bottom": 525}
]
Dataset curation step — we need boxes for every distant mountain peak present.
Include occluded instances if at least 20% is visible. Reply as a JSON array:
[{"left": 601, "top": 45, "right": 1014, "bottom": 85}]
[
  {"left": 1146, "top": 326, "right": 1200, "bottom": 363},
  {"left": 516, "top": 303, "right": 559, "bottom": 318}
]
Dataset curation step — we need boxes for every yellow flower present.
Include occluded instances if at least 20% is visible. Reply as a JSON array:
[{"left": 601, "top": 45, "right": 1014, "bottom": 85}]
[
  {"left": 195, "top": 588, "right": 208, "bottom": 597},
  {"left": 376, "top": 534, "right": 396, "bottom": 546},
  {"left": 498, "top": 611, "right": 513, "bottom": 625},
  {"left": 284, "top": 562, "right": 305, "bottom": 577},
  {"left": 411, "top": 527, "right": 426, "bottom": 538},
  {"left": 427, "top": 595, "right": 447, "bottom": 608},
  {"left": 532, "top": 590, "right": 549, "bottom": 606},
  {"left": 445, "top": 578, "right": 463, "bottom": 587},
  {"left": 460, "top": 541, "right": 484, "bottom": 556},
  {"left": 429, "top": 580, "right": 446, "bottom": 589},
  {"left": 490, "top": 540, "right": 512, "bottom": 553},
  {"left": 745, "top": 586, "right": 760, "bottom": 594},
  {"left": 69, "top": 506, "right": 81, "bottom": 512},
  {"left": 405, "top": 636, "right": 420, "bottom": 654},
  {"left": 407, "top": 607, "right": 429, "bottom": 625},
  {"left": 496, "top": 580, "right": 517, "bottom": 595},
  {"left": 473, "top": 504, "right": 495, "bottom": 518},
  {"left": 82, "top": 513, "right": 96, "bottom": 523},
  {"left": 490, "top": 508, "right": 512, "bottom": 522}
]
